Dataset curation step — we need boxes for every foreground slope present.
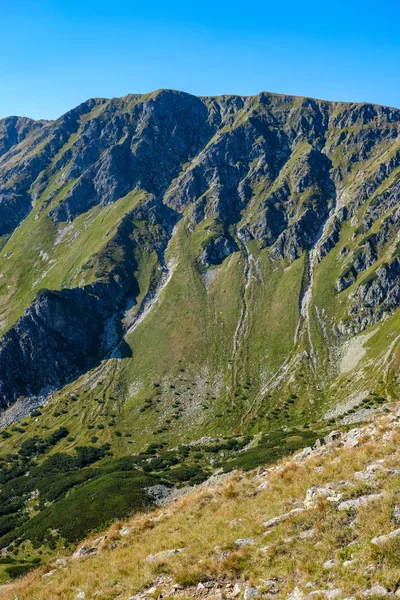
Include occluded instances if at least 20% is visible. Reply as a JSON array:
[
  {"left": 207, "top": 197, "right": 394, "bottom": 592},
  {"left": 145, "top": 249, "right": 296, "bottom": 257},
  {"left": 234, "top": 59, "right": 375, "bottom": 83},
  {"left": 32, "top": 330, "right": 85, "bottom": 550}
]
[{"left": 4, "top": 405, "right": 400, "bottom": 599}]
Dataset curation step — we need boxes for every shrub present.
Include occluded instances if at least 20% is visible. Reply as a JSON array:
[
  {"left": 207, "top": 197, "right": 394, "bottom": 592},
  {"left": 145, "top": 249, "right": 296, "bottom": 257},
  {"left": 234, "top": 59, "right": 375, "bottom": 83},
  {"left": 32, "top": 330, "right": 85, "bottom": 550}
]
[
  {"left": 166, "top": 465, "right": 207, "bottom": 483},
  {"left": 5, "top": 564, "right": 37, "bottom": 579}
]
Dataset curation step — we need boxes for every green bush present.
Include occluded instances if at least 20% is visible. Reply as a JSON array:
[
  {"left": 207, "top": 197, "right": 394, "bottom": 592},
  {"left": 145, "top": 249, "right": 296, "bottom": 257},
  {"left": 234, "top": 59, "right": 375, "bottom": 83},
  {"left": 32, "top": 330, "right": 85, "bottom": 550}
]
[
  {"left": 166, "top": 465, "right": 207, "bottom": 483},
  {"left": 5, "top": 563, "right": 37, "bottom": 579}
]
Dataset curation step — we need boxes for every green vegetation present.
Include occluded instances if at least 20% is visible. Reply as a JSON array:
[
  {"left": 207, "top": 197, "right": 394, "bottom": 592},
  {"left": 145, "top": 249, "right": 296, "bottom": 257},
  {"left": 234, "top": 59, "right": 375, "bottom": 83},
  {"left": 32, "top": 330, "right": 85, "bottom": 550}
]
[{"left": 0, "top": 90, "right": 399, "bottom": 587}]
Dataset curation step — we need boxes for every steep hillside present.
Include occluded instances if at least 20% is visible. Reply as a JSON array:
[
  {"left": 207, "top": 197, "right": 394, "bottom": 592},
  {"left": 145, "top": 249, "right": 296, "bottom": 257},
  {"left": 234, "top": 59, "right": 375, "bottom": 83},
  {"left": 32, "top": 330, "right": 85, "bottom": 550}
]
[
  {"left": 0, "top": 91, "right": 398, "bottom": 422},
  {"left": 4, "top": 404, "right": 400, "bottom": 599},
  {"left": 0, "top": 90, "right": 398, "bottom": 578}
]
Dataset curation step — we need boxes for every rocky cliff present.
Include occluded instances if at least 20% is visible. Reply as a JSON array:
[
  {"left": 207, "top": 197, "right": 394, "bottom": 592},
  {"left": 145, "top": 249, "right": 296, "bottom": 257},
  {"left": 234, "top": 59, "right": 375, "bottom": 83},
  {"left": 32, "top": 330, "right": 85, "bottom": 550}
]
[{"left": 0, "top": 89, "right": 398, "bottom": 430}]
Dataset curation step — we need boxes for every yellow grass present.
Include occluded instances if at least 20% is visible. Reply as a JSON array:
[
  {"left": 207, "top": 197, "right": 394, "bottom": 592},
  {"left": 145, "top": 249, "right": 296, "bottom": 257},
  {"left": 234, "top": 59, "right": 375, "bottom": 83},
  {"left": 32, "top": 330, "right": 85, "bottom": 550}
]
[{"left": 3, "top": 411, "right": 400, "bottom": 599}]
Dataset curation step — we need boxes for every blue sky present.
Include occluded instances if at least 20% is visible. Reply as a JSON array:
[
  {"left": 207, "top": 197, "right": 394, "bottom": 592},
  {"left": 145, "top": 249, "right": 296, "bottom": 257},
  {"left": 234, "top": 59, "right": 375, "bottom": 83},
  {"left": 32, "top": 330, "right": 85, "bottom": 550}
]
[{"left": 1, "top": 0, "right": 399, "bottom": 119}]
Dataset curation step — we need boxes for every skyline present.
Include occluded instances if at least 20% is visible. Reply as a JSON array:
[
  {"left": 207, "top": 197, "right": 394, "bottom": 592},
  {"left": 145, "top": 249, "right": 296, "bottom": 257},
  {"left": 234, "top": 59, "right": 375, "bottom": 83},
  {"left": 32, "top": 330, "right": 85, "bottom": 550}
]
[
  {"left": 5, "top": 87, "right": 400, "bottom": 123},
  {"left": 1, "top": 0, "right": 399, "bottom": 120}
]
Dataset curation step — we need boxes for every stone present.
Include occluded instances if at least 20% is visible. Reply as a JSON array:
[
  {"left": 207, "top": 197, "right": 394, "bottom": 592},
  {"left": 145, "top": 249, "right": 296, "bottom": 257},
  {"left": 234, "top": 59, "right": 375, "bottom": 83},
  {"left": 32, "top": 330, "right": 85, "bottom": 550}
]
[
  {"left": 304, "top": 487, "right": 317, "bottom": 508},
  {"left": 235, "top": 538, "right": 255, "bottom": 547},
  {"left": 287, "top": 587, "right": 305, "bottom": 600},
  {"left": 76, "top": 594, "right": 86, "bottom": 600},
  {"left": 314, "top": 438, "right": 326, "bottom": 450},
  {"left": 323, "top": 591, "right": 342, "bottom": 600},
  {"left": 263, "top": 507, "right": 306, "bottom": 528},
  {"left": 146, "top": 547, "right": 186, "bottom": 562},
  {"left": 362, "top": 585, "right": 389, "bottom": 597},
  {"left": 393, "top": 505, "right": 400, "bottom": 523},
  {"left": 371, "top": 527, "right": 400, "bottom": 546},
  {"left": 257, "top": 481, "right": 270, "bottom": 491},
  {"left": 243, "top": 585, "right": 260, "bottom": 600},
  {"left": 324, "top": 430, "right": 341, "bottom": 444},
  {"left": 307, "top": 591, "right": 341, "bottom": 599},
  {"left": 72, "top": 545, "right": 98, "bottom": 558},
  {"left": 203, "top": 581, "right": 218, "bottom": 589},
  {"left": 54, "top": 558, "right": 68, "bottom": 567},
  {"left": 338, "top": 493, "right": 383, "bottom": 511},
  {"left": 232, "top": 583, "right": 242, "bottom": 597},
  {"left": 355, "top": 464, "right": 400, "bottom": 482},
  {"left": 304, "top": 486, "right": 340, "bottom": 508},
  {"left": 293, "top": 448, "right": 313, "bottom": 462},
  {"left": 323, "top": 559, "right": 337, "bottom": 569},
  {"left": 343, "top": 559, "right": 357, "bottom": 567},
  {"left": 343, "top": 428, "right": 362, "bottom": 447},
  {"left": 146, "top": 586, "right": 159, "bottom": 596},
  {"left": 92, "top": 535, "right": 106, "bottom": 546},
  {"left": 299, "top": 528, "right": 316, "bottom": 539}
]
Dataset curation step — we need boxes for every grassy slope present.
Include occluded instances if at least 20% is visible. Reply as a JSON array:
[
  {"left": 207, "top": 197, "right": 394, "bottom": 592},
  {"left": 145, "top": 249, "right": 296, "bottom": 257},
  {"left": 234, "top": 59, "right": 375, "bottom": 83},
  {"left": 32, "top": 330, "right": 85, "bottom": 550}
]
[
  {"left": 0, "top": 187, "right": 398, "bottom": 455},
  {"left": 0, "top": 189, "right": 147, "bottom": 334},
  {"left": 5, "top": 406, "right": 400, "bottom": 599}
]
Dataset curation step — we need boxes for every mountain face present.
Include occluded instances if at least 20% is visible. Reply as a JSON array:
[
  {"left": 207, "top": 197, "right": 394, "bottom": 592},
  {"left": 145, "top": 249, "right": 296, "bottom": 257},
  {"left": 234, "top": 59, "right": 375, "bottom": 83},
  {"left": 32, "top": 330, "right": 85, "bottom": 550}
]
[
  {"left": 0, "top": 89, "right": 399, "bottom": 584},
  {"left": 0, "top": 89, "right": 399, "bottom": 433}
]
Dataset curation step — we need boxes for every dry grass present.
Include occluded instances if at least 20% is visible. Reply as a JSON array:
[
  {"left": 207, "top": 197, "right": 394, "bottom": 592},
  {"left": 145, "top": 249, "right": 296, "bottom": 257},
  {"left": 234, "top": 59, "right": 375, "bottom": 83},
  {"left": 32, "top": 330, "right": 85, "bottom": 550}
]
[{"left": 3, "top": 411, "right": 400, "bottom": 599}]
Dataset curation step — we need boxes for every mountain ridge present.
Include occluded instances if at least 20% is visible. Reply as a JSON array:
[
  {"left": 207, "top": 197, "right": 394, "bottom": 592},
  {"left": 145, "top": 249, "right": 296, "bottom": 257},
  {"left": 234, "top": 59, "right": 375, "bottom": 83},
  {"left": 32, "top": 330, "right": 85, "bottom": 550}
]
[
  {"left": 2, "top": 88, "right": 400, "bottom": 124},
  {"left": 0, "top": 87, "right": 398, "bottom": 582}
]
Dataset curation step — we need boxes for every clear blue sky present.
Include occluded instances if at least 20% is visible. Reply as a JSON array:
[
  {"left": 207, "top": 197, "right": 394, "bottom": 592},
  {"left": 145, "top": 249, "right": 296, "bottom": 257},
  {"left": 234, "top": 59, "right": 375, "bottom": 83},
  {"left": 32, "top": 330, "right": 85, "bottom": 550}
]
[{"left": 1, "top": 0, "right": 399, "bottom": 120}]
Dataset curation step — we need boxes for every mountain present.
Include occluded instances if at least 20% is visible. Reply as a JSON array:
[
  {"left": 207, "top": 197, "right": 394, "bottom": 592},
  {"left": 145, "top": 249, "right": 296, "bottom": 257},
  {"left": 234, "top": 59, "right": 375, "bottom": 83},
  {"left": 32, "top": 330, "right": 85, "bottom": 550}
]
[{"left": 0, "top": 89, "right": 398, "bottom": 583}]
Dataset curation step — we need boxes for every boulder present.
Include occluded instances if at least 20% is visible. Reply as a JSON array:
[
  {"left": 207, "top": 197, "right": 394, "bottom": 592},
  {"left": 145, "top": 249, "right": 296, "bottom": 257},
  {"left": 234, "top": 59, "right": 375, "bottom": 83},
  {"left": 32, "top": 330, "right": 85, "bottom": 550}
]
[
  {"left": 263, "top": 507, "right": 306, "bottom": 528},
  {"left": 371, "top": 528, "right": 400, "bottom": 546},
  {"left": 362, "top": 585, "right": 390, "bottom": 597},
  {"left": 235, "top": 538, "right": 255, "bottom": 547},
  {"left": 72, "top": 545, "right": 98, "bottom": 559},
  {"left": 287, "top": 587, "right": 305, "bottom": 600},
  {"left": 338, "top": 493, "right": 383, "bottom": 511},
  {"left": 243, "top": 586, "right": 260, "bottom": 599}
]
